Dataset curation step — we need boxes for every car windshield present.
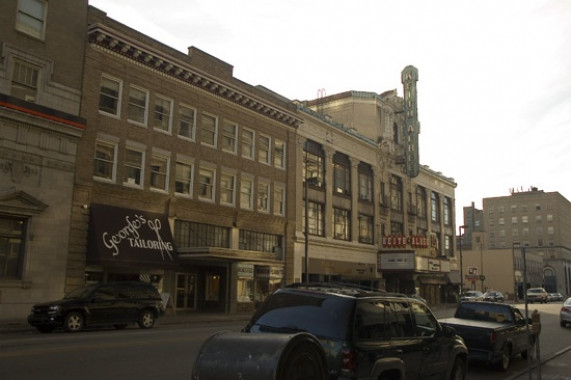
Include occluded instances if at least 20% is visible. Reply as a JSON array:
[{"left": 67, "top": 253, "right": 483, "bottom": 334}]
[{"left": 64, "top": 285, "right": 98, "bottom": 299}]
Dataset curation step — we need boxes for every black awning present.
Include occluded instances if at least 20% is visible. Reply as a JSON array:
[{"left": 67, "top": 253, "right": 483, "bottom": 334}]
[{"left": 88, "top": 204, "right": 178, "bottom": 268}]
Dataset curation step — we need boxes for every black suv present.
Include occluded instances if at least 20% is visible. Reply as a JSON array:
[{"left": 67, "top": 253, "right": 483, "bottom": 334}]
[
  {"left": 28, "top": 281, "right": 164, "bottom": 333},
  {"left": 243, "top": 284, "right": 468, "bottom": 380}
]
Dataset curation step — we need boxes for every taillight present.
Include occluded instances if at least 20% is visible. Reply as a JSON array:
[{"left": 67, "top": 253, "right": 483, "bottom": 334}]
[
  {"left": 562, "top": 307, "right": 571, "bottom": 312},
  {"left": 341, "top": 348, "right": 357, "bottom": 375},
  {"left": 490, "top": 331, "right": 496, "bottom": 345}
]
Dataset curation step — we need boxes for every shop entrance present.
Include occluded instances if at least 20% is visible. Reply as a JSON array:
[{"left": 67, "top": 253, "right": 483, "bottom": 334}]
[{"left": 175, "top": 273, "right": 196, "bottom": 310}]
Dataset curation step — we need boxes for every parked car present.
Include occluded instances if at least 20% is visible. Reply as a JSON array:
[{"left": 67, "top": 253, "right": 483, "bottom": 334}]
[
  {"left": 408, "top": 293, "right": 427, "bottom": 303},
  {"left": 440, "top": 301, "right": 534, "bottom": 371},
  {"left": 561, "top": 297, "right": 571, "bottom": 327},
  {"left": 483, "top": 291, "right": 505, "bottom": 302},
  {"left": 243, "top": 283, "right": 468, "bottom": 380},
  {"left": 526, "top": 287, "right": 548, "bottom": 303},
  {"left": 548, "top": 292, "right": 564, "bottom": 302},
  {"left": 460, "top": 290, "right": 484, "bottom": 302},
  {"left": 28, "top": 281, "right": 164, "bottom": 333}
]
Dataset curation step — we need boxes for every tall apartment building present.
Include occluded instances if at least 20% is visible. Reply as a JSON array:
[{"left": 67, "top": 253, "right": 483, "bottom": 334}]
[
  {"left": 483, "top": 188, "right": 571, "bottom": 295},
  {"left": 301, "top": 85, "right": 458, "bottom": 305},
  {"left": 0, "top": 0, "right": 87, "bottom": 319}
]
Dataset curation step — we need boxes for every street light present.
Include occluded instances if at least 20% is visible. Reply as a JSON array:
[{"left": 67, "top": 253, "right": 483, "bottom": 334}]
[{"left": 459, "top": 225, "right": 467, "bottom": 297}]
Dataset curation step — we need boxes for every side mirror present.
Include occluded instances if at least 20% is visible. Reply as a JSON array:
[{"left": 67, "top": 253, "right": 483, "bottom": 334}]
[{"left": 441, "top": 325, "right": 457, "bottom": 338}]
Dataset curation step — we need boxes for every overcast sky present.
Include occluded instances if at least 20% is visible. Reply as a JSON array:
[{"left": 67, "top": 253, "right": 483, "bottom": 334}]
[{"left": 90, "top": 0, "right": 571, "bottom": 225}]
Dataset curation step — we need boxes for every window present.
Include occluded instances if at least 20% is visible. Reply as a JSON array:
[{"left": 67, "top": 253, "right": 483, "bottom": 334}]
[
  {"left": 240, "top": 176, "right": 254, "bottom": 210},
  {"left": 150, "top": 153, "right": 169, "bottom": 191},
  {"left": 127, "top": 86, "right": 148, "bottom": 125},
  {"left": 16, "top": 0, "right": 47, "bottom": 39},
  {"left": 535, "top": 215, "right": 542, "bottom": 223},
  {"left": 522, "top": 216, "right": 528, "bottom": 223},
  {"left": 512, "top": 216, "right": 518, "bottom": 224},
  {"left": 11, "top": 59, "right": 39, "bottom": 101},
  {"left": 239, "top": 230, "right": 282, "bottom": 253},
  {"left": 547, "top": 226, "right": 554, "bottom": 235},
  {"left": 258, "top": 134, "right": 271, "bottom": 164},
  {"left": 175, "top": 220, "right": 230, "bottom": 248},
  {"left": 221, "top": 121, "right": 237, "bottom": 153},
  {"left": 273, "top": 185, "right": 285, "bottom": 216},
  {"left": 94, "top": 140, "right": 117, "bottom": 181},
  {"left": 274, "top": 139, "right": 286, "bottom": 169},
  {"left": 547, "top": 214, "right": 553, "bottom": 222},
  {"left": 257, "top": 181, "right": 270, "bottom": 213},
  {"left": 201, "top": 113, "right": 218, "bottom": 147},
  {"left": 391, "top": 175, "right": 403, "bottom": 212},
  {"left": 178, "top": 105, "right": 196, "bottom": 140},
  {"left": 358, "top": 163, "right": 373, "bottom": 201},
  {"left": 443, "top": 197, "right": 452, "bottom": 225},
  {"left": 430, "top": 192, "right": 439, "bottom": 222},
  {"left": 0, "top": 216, "right": 26, "bottom": 279},
  {"left": 220, "top": 171, "right": 236, "bottom": 206},
  {"left": 358, "top": 214, "right": 374, "bottom": 244},
  {"left": 391, "top": 221, "right": 404, "bottom": 235},
  {"left": 175, "top": 159, "right": 193, "bottom": 196},
  {"left": 416, "top": 186, "right": 427, "bottom": 218},
  {"left": 333, "top": 208, "right": 350, "bottom": 240},
  {"left": 304, "top": 140, "right": 324, "bottom": 186},
  {"left": 98, "top": 75, "right": 122, "bottom": 116},
  {"left": 123, "top": 146, "right": 144, "bottom": 187},
  {"left": 198, "top": 166, "right": 216, "bottom": 201},
  {"left": 444, "top": 235, "right": 452, "bottom": 256},
  {"left": 303, "top": 202, "right": 324, "bottom": 237},
  {"left": 498, "top": 218, "right": 505, "bottom": 225},
  {"left": 153, "top": 95, "right": 172, "bottom": 133},
  {"left": 333, "top": 153, "right": 351, "bottom": 195},
  {"left": 241, "top": 128, "right": 255, "bottom": 159}
]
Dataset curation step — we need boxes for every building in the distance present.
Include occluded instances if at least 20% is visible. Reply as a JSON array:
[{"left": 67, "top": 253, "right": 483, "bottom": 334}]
[{"left": 0, "top": 0, "right": 88, "bottom": 319}]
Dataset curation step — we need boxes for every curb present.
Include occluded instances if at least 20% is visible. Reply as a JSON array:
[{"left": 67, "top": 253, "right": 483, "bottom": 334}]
[{"left": 505, "top": 345, "right": 571, "bottom": 380}]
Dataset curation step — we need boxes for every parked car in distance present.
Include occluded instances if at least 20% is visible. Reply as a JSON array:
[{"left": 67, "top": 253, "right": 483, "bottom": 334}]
[
  {"left": 243, "top": 283, "right": 468, "bottom": 380},
  {"left": 483, "top": 291, "right": 505, "bottom": 302},
  {"left": 526, "top": 287, "right": 548, "bottom": 304},
  {"left": 27, "top": 281, "right": 164, "bottom": 333},
  {"left": 548, "top": 292, "right": 564, "bottom": 302},
  {"left": 460, "top": 290, "right": 484, "bottom": 302},
  {"left": 561, "top": 297, "right": 571, "bottom": 327}
]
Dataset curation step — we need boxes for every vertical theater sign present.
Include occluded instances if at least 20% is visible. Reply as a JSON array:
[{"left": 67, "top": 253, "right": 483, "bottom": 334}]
[
  {"left": 401, "top": 65, "right": 420, "bottom": 178},
  {"left": 88, "top": 204, "right": 178, "bottom": 268}
]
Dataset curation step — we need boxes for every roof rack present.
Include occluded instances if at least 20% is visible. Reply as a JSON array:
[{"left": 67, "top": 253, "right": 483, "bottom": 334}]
[{"left": 284, "top": 282, "right": 413, "bottom": 298}]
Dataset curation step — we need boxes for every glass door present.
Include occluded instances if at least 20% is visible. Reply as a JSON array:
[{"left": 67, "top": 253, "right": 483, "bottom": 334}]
[{"left": 175, "top": 273, "right": 196, "bottom": 310}]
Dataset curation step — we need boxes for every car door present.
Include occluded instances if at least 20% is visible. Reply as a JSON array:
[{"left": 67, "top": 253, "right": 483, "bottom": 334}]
[
  {"left": 115, "top": 283, "right": 138, "bottom": 323},
  {"left": 511, "top": 307, "right": 531, "bottom": 354},
  {"left": 88, "top": 284, "right": 117, "bottom": 324}
]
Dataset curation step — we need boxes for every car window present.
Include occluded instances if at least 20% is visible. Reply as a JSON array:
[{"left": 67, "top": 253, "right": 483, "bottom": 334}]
[
  {"left": 117, "top": 284, "right": 135, "bottom": 299},
  {"left": 135, "top": 285, "right": 159, "bottom": 298},
  {"left": 93, "top": 285, "right": 115, "bottom": 299},
  {"left": 386, "top": 301, "right": 415, "bottom": 339},
  {"left": 411, "top": 302, "right": 437, "bottom": 337},
  {"left": 354, "top": 301, "right": 387, "bottom": 340},
  {"left": 249, "top": 292, "right": 353, "bottom": 340}
]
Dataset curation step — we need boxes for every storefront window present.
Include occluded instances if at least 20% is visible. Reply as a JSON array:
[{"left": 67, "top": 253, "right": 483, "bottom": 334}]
[
  {"left": 0, "top": 216, "right": 26, "bottom": 279},
  {"left": 237, "top": 264, "right": 254, "bottom": 303},
  {"left": 206, "top": 274, "right": 220, "bottom": 301}
]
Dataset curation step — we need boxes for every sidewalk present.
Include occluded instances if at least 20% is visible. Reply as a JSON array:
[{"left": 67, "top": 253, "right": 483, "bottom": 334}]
[{"left": 507, "top": 345, "right": 571, "bottom": 380}]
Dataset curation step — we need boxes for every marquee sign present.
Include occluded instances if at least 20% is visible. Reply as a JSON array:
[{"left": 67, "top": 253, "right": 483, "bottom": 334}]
[
  {"left": 401, "top": 65, "right": 420, "bottom": 178},
  {"left": 382, "top": 235, "right": 429, "bottom": 248}
]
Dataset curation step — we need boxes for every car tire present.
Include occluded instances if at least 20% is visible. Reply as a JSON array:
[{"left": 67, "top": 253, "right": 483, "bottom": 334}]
[
  {"left": 496, "top": 346, "right": 511, "bottom": 371},
  {"left": 64, "top": 311, "right": 84, "bottom": 332},
  {"left": 449, "top": 357, "right": 466, "bottom": 380},
  {"left": 278, "top": 340, "right": 327, "bottom": 380},
  {"left": 561, "top": 321, "right": 567, "bottom": 327},
  {"left": 137, "top": 310, "right": 156, "bottom": 329}
]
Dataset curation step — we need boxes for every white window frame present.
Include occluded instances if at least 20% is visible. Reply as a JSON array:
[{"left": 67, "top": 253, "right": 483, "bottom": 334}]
[
  {"left": 16, "top": 0, "right": 47, "bottom": 40},
  {"left": 221, "top": 120, "right": 238, "bottom": 154},
  {"left": 123, "top": 141, "right": 146, "bottom": 188},
  {"left": 241, "top": 128, "right": 255, "bottom": 160},
  {"left": 153, "top": 95, "right": 173, "bottom": 134},
  {"left": 127, "top": 85, "right": 149, "bottom": 126},
  {"left": 257, "top": 179, "right": 270, "bottom": 213},
  {"left": 178, "top": 104, "right": 196, "bottom": 141},
  {"left": 258, "top": 134, "right": 271, "bottom": 165},
  {"left": 150, "top": 150, "right": 170, "bottom": 192},
  {"left": 220, "top": 169, "right": 237, "bottom": 206},
  {"left": 274, "top": 138, "right": 286, "bottom": 169},
  {"left": 174, "top": 155, "right": 194, "bottom": 198},
  {"left": 240, "top": 175, "right": 254, "bottom": 210},
  {"left": 198, "top": 164, "right": 216, "bottom": 202},
  {"left": 201, "top": 112, "right": 218, "bottom": 148},
  {"left": 98, "top": 74, "right": 122, "bottom": 118},
  {"left": 273, "top": 183, "right": 285, "bottom": 216},
  {"left": 93, "top": 135, "right": 119, "bottom": 183}
]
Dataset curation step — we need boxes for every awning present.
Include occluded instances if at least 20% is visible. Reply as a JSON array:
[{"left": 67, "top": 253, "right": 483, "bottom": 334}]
[{"left": 87, "top": 204, "right": 178, "bottom": 268}]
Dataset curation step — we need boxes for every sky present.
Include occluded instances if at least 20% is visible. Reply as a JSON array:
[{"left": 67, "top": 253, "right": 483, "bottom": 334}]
[{"left": 89, "top": 0, "right": 571, "bottom": 226}]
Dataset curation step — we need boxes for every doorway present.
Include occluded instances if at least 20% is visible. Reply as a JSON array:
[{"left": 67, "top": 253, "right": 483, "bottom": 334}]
[{"left": 175, "top": 273, "right": 196, "bottom": 310}]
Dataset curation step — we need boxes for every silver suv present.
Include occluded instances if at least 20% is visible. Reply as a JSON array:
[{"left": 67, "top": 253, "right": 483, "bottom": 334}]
[
  {"left": 243, "top": 283, "right": 468, "bottom": 380},
  {"left": 526, "top": 287, "right": 548, "bottom": 303}
]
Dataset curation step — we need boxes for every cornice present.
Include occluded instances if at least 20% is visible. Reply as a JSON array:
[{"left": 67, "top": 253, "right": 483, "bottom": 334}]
[{"left": 87, "top": 24, "right": 301, "bottom": 128}]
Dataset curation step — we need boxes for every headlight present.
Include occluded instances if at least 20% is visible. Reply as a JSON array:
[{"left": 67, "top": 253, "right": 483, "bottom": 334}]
[{"left": 48, "top": 305, "right": 60, "bottom": 312}]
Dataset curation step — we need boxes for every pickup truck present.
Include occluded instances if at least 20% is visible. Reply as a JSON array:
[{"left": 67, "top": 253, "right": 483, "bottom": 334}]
[{"left": 439, "top": 301, "right": 534, "bottom": 371}]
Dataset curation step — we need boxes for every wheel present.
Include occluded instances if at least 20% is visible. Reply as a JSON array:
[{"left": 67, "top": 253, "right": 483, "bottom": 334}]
[
  {"left": 64, "top": 311, "right": 84, "bottom": 332},
  {"left": 113, "top": 324, "right": 128, "bottom": 330},
  {"left": 278, "top": 341, "right": 327, "bottom": 380},
  {"left": 496, "top": 346, "right": 511, "bottom": 371},
  {"left": 137, "top": 310, "right": 156, "bottom": 329},
  {"left": 36, "top": 326, "right": 54, "bottom": 333},
  {"left": 449, "top": 357, "right": 466, "bottom": 380},
  {"left": 561, "top": 321, "right": 567, "bottom": 327}
]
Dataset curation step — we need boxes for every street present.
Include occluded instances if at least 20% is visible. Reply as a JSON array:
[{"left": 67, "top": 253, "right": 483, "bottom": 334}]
[{"left": 0, "top": 302, "right": 568, "bottom": 380}]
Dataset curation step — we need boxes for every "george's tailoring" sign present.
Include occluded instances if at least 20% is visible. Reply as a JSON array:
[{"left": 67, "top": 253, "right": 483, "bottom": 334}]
[{"left": 87, "top": 204, "right": 179, "bottom": 268}]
